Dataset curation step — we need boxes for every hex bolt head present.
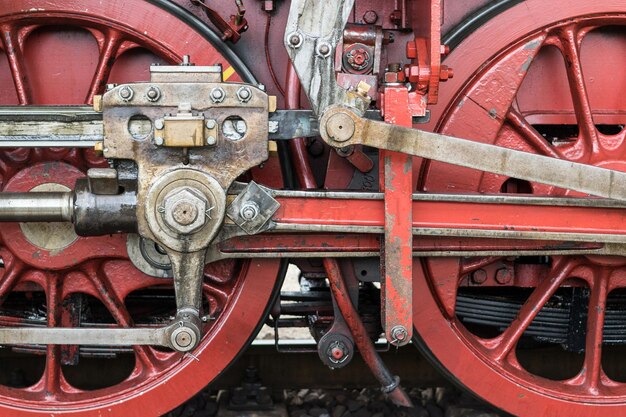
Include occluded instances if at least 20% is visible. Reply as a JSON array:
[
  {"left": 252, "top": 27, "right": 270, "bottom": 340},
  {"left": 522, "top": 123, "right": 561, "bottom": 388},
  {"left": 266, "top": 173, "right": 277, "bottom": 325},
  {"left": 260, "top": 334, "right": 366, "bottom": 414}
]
[
  {"left": 154, "top": 118, "right": 165, "bottom": 130},
  {"left": 205, "top": 119, "right": 217, "bottom": 129},
  {"left": 118, "top": 86, "right": 134, "bottom": 102},
  {"left": 363, "top": 10, "right": 378, "bottom": 24},
  {"left": 237, "top": 86, "right": 252, "bottom": 103},
  {"left": 239, "top": 201, "right": 260, "bottom": 221},
  {"left": 206, "top": 135, "right": 217, "bottom": 146},
  {"left": 210, "top": 87, "right": 225, "bottom": 103},
  {"left": 162, "top": 188, "right": 208, "bottom": 234},
  {"left": 146, "top": 86, "right": 161, "bottom": 102},
  {"left": 154, "top": 136, "right": 164, "bottom": 146}
]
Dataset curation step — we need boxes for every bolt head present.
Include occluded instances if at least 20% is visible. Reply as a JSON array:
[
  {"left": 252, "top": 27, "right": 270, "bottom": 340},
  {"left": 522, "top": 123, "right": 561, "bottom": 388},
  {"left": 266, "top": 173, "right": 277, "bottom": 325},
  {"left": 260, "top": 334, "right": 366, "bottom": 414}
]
[
  {"left": 205, "top": 119, "right": 217, "bottom": 129},
  {"left": 326, "top": 340, "right": 348, "bottom": 364},
  {"left": 118, "top": 86, "right": 134, "bottom": 101},
  {"left": 162, "top": 188, "right": 208, "bottom": 234},
  {"left": 146, "top": 86, "right": 161, "bottom": 102},
  {"left": 391, "top": 325, "right": 408, "bottom": 343},
  {"left": 154, "top": 118, "right": 165, "bottom": 130},
  {"left": 239, "top": 201, "right": 260, "bottom": 221},
  {"left": 170, "top": 326, "right": 198, "bottom": 352},
  {"left": 154, "top": 136, "right": 164, "bottom": 146},
  {"left": 363, "top": 10, "right": 378, "bottom": 24},
  {"left": 206, "top": 135, "right": 217, "bottom": 146},
  {"left": 237, "top": 86, "right": 252, "bottom": 103},
  {"left": 210, "top": 87, "right": 225, "bottom": 103},
  {"left": 317, "top": 42, "right": 331, "bottom": 57},
  {"left": 171, "top": 200, "right": 199, "bottom": 226},
  {"left": 288, "top": 32, "right": 303, "bottom": 48}
]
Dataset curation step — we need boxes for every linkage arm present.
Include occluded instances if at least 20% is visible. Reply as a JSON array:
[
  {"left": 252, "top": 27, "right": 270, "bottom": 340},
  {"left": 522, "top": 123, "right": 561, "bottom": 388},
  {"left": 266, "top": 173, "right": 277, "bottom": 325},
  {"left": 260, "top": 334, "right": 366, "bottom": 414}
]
[{"left": 320, "top": 106, "right": 626, "bottom": 201}]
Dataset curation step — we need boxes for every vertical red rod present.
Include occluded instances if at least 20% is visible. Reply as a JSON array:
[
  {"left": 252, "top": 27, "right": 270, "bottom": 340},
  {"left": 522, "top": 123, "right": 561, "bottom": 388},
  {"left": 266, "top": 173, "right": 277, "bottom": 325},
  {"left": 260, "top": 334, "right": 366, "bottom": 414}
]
[
  {"left": 380, "top": 86, "right": 413, "bottom": 345},
  {"left": 285, "top": 66, "right": 411, "bottom": 407}
]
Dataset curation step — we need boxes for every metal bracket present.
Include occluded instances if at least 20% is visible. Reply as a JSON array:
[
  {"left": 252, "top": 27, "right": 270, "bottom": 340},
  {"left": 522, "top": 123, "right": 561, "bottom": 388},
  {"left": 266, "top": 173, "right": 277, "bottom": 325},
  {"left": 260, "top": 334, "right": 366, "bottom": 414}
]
[{"left": 226, "top": 181, "right": 280, "bottom": 235}]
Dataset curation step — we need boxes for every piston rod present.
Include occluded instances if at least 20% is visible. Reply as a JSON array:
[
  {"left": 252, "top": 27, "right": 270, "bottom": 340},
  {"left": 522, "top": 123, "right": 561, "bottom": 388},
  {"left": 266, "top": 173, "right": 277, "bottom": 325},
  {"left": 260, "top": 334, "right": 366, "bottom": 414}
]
[{"left": 0, "top": 192, "right": 73, "bottom": 222}]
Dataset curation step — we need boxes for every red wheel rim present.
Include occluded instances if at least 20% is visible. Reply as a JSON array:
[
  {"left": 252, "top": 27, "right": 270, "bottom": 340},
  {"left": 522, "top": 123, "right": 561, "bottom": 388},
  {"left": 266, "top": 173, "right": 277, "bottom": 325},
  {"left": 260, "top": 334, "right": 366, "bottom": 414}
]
[
  {"left": 415, "top": 2, "right": 626, "bottom": 416},
  {"left": 0, "top": 2, "right": 281, "bottom": 416}
]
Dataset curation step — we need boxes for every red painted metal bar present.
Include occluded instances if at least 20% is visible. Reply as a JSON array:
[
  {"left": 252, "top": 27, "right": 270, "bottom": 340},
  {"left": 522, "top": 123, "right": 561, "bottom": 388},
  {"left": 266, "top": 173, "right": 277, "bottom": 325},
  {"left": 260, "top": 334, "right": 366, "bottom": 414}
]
[
  {"left": 285, "top": 64, "right": 317, "bottom": 189},
  {"left": 272, "top": 196, "right": 626, "bottom": 238},
  {"left": 380, "top": 86, "right": 414, "bottom": 345},
  {"left": 323, "top": 258, "right": 412, "bottom": 407},
  {"left": 285, "top": 65, "right": 411, "bottom": 405},
  {"left": 218, "top": 234, "right": 602, "bottom": 255}
]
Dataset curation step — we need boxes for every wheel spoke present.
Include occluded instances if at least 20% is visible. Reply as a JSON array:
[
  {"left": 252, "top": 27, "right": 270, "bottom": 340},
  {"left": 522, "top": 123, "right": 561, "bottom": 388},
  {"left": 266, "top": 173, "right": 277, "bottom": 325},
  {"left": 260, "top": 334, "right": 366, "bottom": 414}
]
[
  {"left": 84, "top": 263, "right": 160, "bottom": 374},
  {"left": 85, "top": 30, "right": 123, "bottom": 104},
  {"left": 487, "top": 258, "right": 575, "bottom": 362},
  {"left": 557, "top": 25, "right": 598, "bottom": 155},
  {"left": 580, "top": 267, "right": 610, "bottom": 393},
  {"left": 0, "top": 23, "right": 32, "bottom": 104},
  {"left": 506, "top": 108, "right": 563, "bottom": 159},
  {"left": 0, "top": 257, "right": 24, "bottom": 304},
  {"left": 43, "top": 273, "right": 62, "bottom": 397}
]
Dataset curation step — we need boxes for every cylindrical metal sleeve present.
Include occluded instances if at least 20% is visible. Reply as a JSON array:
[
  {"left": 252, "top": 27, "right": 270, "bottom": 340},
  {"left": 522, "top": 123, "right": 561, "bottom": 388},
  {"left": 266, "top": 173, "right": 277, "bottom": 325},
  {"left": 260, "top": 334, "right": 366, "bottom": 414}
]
[
  {"left": 0, "top": 192, "right": 73, "bottom": 222},
  {"left": 73, "top": 180, "right": 137, "bottom": 236}
]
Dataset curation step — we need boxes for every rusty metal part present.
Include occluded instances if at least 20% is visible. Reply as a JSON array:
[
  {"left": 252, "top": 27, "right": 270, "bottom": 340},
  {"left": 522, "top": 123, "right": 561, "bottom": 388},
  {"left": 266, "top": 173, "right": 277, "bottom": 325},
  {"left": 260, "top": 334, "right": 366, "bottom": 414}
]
[
  {"left": 0, "top": 327, "right": 171, "bottom": 346},
  {"left": 320, "top": 106, "right": 626, "bottom": 201},
  {"left": 102, "top": 63, "right": 269, "bottom": 349},
  {"left": 0, "top": 106, "right": 384, "bottom": 146},
  {"left": 323, "top": 258, "right": 412, "bottom": 407},
  {"left": 159, "top": 105, "right": 210, "bottom": 147},
  {"left": 0, "top": 105, "right": 102, "bottom": 147},
  {"left": 190, "top": 0, "right": 249, "bottom": 43},
  {"left": 284, "top": 0, "right": 370, "bottom": 116},
  {"left": 73, "top": 177, "right": 138, "bottom": 236},
  {"left": 380, "top": 85, "right": 413, "bottom": 346},
  {"left": 226, "top": 181, "right": 280, "bottom": 234}
]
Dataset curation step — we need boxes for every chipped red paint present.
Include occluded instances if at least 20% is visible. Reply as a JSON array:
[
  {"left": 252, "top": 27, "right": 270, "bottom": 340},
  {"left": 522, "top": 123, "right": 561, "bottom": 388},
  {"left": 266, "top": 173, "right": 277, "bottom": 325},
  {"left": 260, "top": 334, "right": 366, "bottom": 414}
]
[
  {"left": 0, "top": 2, "right": 279, "bottom": 416},
  {"left": 380, "top": 85, "right": 414, "bottom": 344},
  {"left": 414, "top": 2, "right": 626, "bottom": 416}
]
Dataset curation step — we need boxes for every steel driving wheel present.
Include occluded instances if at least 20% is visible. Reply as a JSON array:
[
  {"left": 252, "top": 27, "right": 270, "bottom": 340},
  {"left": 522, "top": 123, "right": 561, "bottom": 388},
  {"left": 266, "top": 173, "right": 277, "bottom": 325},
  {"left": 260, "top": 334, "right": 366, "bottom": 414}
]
[
  {"left": 0, "top": 1, "right": 282, "bottom": 416},
  {"left": 414, "top": 1, "right": 626, "bottom": 416}
]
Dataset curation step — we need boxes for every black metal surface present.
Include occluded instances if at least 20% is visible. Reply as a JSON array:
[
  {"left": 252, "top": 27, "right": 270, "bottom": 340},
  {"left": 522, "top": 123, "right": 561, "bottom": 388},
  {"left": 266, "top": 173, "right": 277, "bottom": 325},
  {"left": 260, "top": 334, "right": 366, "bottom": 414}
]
[
  {"left": 456, "top": 289, "right": 626, "bottom": 350},
  {"left": 73, "top": 178, "right": 138, "bottom": 236}
]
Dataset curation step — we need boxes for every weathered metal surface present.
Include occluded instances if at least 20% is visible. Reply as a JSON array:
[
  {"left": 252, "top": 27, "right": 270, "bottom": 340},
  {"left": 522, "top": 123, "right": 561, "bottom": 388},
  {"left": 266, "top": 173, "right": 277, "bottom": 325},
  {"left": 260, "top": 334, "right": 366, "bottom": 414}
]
[
  {"left": 0, "top": 192, "right": 73, "bottom": 222},
  {"left": 321, "top": 106, "right": 626, "bottom": 201},
  {"left": 0, "top": 106, "right": 101, "bottom": 147},
  {"left": 0, "top": 327, "right": 169, "bottom": 346},
  {"left": 284, "top": 0, "right": 360, "bottom": 116},
  {"left": 380, "top": 86, "right": 413, "bottom": 346},
  {"left": 0, "top": 2, "right": 283, "bottom": 416},
  {"left": 413, "top": 3, "right": 626, "bottom": 417}
]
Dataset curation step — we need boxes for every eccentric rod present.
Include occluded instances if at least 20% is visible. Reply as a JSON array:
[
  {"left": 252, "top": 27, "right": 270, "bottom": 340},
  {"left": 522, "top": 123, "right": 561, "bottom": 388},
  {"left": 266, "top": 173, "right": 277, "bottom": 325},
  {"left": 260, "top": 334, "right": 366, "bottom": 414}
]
[{"left": 0, "top": 192, "right": 73, "bottom": 222}]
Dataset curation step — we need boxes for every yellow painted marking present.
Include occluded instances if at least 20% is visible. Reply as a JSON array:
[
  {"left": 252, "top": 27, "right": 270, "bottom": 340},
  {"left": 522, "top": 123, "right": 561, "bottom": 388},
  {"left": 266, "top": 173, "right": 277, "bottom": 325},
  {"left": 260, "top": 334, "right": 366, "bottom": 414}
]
[{"left": 223, "top": 66, "right": 235, "bottom": 81}]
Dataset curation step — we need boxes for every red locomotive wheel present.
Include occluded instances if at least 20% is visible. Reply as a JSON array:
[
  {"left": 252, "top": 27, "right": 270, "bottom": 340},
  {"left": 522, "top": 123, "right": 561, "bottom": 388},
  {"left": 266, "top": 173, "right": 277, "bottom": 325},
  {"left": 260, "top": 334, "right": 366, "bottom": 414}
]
[
  {"left": 0, "top": 1, "right": 281, "bottom": 416},
  {"left": 415, "top": 1, "right": 626, "bottom": 416}
]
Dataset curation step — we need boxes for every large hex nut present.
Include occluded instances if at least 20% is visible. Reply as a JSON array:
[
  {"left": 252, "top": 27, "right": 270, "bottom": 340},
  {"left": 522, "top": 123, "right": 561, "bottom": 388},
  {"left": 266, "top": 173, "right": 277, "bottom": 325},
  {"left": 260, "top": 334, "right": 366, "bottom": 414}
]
[{"left": 162, "top": 187, "right": 208, "bottom": 235}]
